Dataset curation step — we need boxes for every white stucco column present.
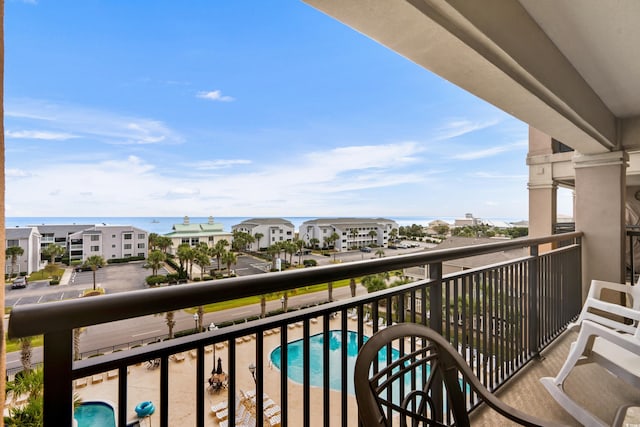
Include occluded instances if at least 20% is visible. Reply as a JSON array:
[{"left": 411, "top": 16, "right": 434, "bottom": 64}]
[
  {"left": 527, "top": 128, "right": 557, "bottom": 240},
  {"left": 574, "top": 151, "right": 628, "bottom": 299}
]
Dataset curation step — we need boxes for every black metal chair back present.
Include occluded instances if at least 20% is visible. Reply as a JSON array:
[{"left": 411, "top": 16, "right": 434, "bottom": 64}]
[{"left": 353, "top": 323, "right": 567, "bottom": 427}]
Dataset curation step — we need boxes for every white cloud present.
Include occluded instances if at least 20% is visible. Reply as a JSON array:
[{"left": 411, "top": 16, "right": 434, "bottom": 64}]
[
  {"left": 451, "top": 141, "right": 527, "bottom": 160},
  {"left": 6, "top": 130, "right": 77, "bottom": 140},
  {"left": 6, "top": 98, "right": 183, "bottom": 145},
  {"left": 196, "top": 90, "right": 235, "bottom": 102},
  {"left": 191, "top": 159, "right": 252, "bottom": 170},
  {"left": 470, "top": 172, "right": 527, "bottom": 179},
  {"left": 6, "top": 169, "right": 31, "bottom": 178},
  {"left": 436, "top": 119, "right": 500, "bottom": 141},
  {"left": 5, "top": 141, "right": 433, "bottom": 216}
]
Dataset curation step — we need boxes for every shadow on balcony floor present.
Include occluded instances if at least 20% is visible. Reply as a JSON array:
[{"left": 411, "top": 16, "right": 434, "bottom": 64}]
[{"left": 471, "top": 329, "right": 640, "bottom": 426}]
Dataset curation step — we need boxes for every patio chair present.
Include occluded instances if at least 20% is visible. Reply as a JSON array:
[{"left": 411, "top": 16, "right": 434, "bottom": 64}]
[
  {"left": 568, "top": 279, "right": 640, "bottom": 334},
  {"left": 354, "top": 323, "right": 567, "bottom": 427},
  {"left": 540, "top": 315, "right": 640, "bottom": 426}
]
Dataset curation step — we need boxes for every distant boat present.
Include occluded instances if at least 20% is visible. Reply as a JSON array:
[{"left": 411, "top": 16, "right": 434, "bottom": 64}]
[{"left": 151, "top": 219, "right": 160, "bottom": 223}]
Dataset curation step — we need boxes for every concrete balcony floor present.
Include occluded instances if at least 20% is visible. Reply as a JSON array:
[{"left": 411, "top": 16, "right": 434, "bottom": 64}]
[{"left": 471, "top": 329, "right": 640, "bottom": 426}]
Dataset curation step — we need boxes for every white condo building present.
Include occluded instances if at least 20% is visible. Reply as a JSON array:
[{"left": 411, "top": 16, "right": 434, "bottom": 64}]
[
  {"left": 232, "top": 218, "right": 295, "bottom": 251},
  {"left": 5, "top": 227, "right": 42, "bottom": 275},
  {"left": 68, "top": 225, "right": 149, "bottom": 262},
  {"left": 300, "top": 218, "right": 398, "bottom": 252}
]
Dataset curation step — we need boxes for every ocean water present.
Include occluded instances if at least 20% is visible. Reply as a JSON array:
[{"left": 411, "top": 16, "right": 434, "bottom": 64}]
[{"left": 5, "top": 216, "right": 457, "bottom": 234}]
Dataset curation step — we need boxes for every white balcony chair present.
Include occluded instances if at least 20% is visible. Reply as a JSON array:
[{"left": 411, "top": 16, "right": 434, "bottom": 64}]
[
  {"left": 568, "top": 279, "right": 640, "bottom": 334},
  {"left": 540, "top": 279, "right": 640, "bottom": 426}
]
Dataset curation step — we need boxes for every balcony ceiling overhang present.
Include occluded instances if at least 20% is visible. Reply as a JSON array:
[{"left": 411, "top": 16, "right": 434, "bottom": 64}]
[{"left": 303, "top": 0, "right": 640, "bottom": 154}]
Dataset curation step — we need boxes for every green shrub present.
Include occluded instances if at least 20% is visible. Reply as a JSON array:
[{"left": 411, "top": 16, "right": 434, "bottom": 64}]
[
  {"left": 146, "top": 275, "right": 166, "bottom": 286},
  {"left": 49, "top": 280, "right": 60, "bottom": 286},
  {"left": 303, "top": 259, "right": 317, "bottom": 267},
  {"left": 166, "top": 273, "right": 179, "bottom": 282},
  {"left": 203, "top": 275, "right": 213, "bottom": 281},
  {"left": 193, "top": 277, "right": 201, "bottom": 282}
]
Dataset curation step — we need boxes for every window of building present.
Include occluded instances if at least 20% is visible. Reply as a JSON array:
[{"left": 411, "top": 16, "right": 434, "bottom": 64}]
[
  {"left": 91, "top": 246, "right": 99, "bottom": 252},
  {"left": 124, "top": 234, "right": 132, "bottom": 240},
  {"left": 279, "top": 237, "right": 283, "bottom": 241},
  {"left": 138, "top": 243, "right": 145, "bottom": 249},
  {"left": 91, "top": 235, "right": 100, "bottom": 241},
  {"left": 124, "top": 254, "right": 131, "bottom": 258},
  {"left": 138, "top": 233, "right": 145, "bottom": 239},
  {"left": 112, "top": 235, "right": 116, "bottom": 238},
  {"left": 112, "top": 254, "right": 116, "bottom": 258},
  {"left": 209, "top": 236, "right": 214, "bottom": 241},
  {"left": 190, "top": 238, "right": 199, "bottom": 246},
  {"left": 286, "top": 231, "right": 292, "bottom": 235},
  {"left": 112, "top": 244, "right": 116, "bottom": 248},
  {"left": 138, "top": 252, "right": 145, "bottom": 257},
  {"left": 7, "top": 239, "right": 19, "bottom": 247},
  {"left": 124, "top": 244, "right": 132, "bottom": 250},
  {"left": 272, "top": 237, "right": 275, "bottom": 242},
  {"left": 181, "top": 238, "right": 189, "bottom": 244}
]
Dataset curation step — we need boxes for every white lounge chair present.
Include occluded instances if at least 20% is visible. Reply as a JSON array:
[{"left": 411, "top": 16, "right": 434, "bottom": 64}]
[
  {"left": 541, "top": 279, "right": 640, "bottom": 426},
  {"left": 568, "top": 279, "right": 640, "bottom": 333}
]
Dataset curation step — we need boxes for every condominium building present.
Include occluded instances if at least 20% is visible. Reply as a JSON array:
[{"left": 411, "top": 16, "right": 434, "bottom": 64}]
[
  {"left": 231, "top": 218, "right": 295, "bottom": 251},
  {"left": 164, "top": 216, "right": 232, "bottom": 254},
  {"left": 5, "top": 227, "right": 42, "bottom": 275},
  {"left": 67, "top": 225, "right": 149, "bottom": 262},
  {"left": 32, "top": 224, "right": 94, "bottom": 255},
  {"left": 300, "top": 218, "right": 398, "bottom": 251}
]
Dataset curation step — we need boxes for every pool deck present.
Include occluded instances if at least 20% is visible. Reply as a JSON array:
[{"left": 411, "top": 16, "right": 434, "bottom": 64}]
[
  {"left": 73, "top": 315, "right": 360, "bottom": 426},
  {"left": 69, "top": 316, "right": 640, "bottom": 426}
]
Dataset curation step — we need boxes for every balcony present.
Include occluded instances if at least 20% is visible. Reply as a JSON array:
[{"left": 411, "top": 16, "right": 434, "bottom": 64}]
[{"left": 8, "top": 232, "right": 602, "bottom": 426}]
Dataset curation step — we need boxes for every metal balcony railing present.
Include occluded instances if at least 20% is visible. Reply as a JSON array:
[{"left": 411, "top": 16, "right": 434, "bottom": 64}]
[{"left": 8, "top": 232, "right": 583, "bottom": 426}]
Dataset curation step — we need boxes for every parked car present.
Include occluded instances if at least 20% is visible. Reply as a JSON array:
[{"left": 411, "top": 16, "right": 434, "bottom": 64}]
[
  {"left": 360, "top": 247, "right": 372, "bottom": 253},
  {"left": 11, "top": 277, "right": 28, "bottom": 289}
]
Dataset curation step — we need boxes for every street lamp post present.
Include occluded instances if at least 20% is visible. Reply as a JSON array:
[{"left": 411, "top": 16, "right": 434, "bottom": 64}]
[
  {"left": 280, "top": 296, "right": 285, "bottom": 312},
  {"left": 193, "top": 313, "right": 198, "bottom": 333},
  {"left": 248, "top": 362, "right": 257, "bottom": 385},
  {"left": 208, "top": 322, "right": 218, "bottom": 369}
]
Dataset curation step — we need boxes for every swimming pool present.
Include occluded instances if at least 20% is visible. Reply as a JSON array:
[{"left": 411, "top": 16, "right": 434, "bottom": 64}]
[
  {"left": 270, "top": 330, "right": 380, "bottom": 394},
  {"left": 74, "top": 401, "right": 116, "bottom": 427}
]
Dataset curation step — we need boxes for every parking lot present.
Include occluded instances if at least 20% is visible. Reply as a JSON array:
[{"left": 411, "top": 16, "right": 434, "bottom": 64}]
[{"left": 5, "top": 261, "right": 155, "bottom": 308}]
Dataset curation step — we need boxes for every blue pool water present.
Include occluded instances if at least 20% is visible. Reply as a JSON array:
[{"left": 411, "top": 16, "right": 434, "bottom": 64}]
[
  {"left": 74, "top": 401, "right": 116, "bottom": 427},
  {"left": 270, "top": 330, "right": 384, "bottom": 394}
]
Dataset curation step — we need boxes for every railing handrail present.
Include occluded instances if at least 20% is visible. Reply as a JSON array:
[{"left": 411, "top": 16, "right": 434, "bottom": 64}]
[{"left": 8, "top": 232, "right": 582, "bottom": 338}]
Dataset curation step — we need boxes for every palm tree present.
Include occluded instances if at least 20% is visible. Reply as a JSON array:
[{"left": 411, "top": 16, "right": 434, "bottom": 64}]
[
  {"left": 19, "top": 337, "right": 32, "bottom": 372},
  {"left": 197, "top": 306, "right": 204, "bottom": 333},
  {"left": 41, "top": 244, "right": 65, "bottom": 264},
  {"left": 375, "top": 249, "right": 385, "bottom": 258},
  {"left": 176, "top": 244, "right": 195, "bottom": 279},
  {"left": 156, "top": 236, "right": 173, "bottom": 254},
  {"left": 368, "top": 230, "right": 378, "bottom": 245},
  {"left": 5, "top": 367, "right": 45, "bottom": 426},
  {"left": 328, "top": 232, "right": 340, "bottom": 249},
  {"left": 350, "top": 228, "right": 359, "bottom": 248},
  {"left": 309, "top": 238, "right": 320, "bottom": 249},
  {"left": 254, "top": 232, "right": 264, "bottom": 252},
  {"left": 6, "top": 246, "right": 24, "bottom": 278},
  {"left": 146, "top": 250, "right": 165, "bottom": 276},
  {"left": 148, "top": 233, "right": 159, "bottom": 251},
  {"left": 194, "top": 248, "right": 210, "bottom": 279},
  {"left": 389, "top": 228, "right": 399, "bottom": 243},
  {"left": 284, "top": 241, "right": 296, "bottom": 265},
  {"left": 84, "top": 255, "right": 105, "bottom": 291},
  {"left": 210, "top": 240, "right": 229, "bottom": 272},
  {"left": 221, "top": 251, "right": 237, "bottom": 275},
  {"left": 295, "top": 239, "right": 304, "bottom": 265},
  {"left": 327, "top": 281, "right": 334, "bottom": 302},
  {"left": 165, "top": 311, "right": 176, "bottom": 339}
]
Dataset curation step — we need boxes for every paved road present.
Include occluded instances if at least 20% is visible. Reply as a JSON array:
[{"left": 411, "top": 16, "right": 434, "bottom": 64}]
[{"left": 6, "top": 244, "right": 428, "bottom": 372}]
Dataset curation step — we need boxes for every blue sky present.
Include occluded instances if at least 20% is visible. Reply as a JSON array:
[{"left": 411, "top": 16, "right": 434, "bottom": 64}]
[{"left": 4, "top": 0, "right": 573, "bottom": 219}]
